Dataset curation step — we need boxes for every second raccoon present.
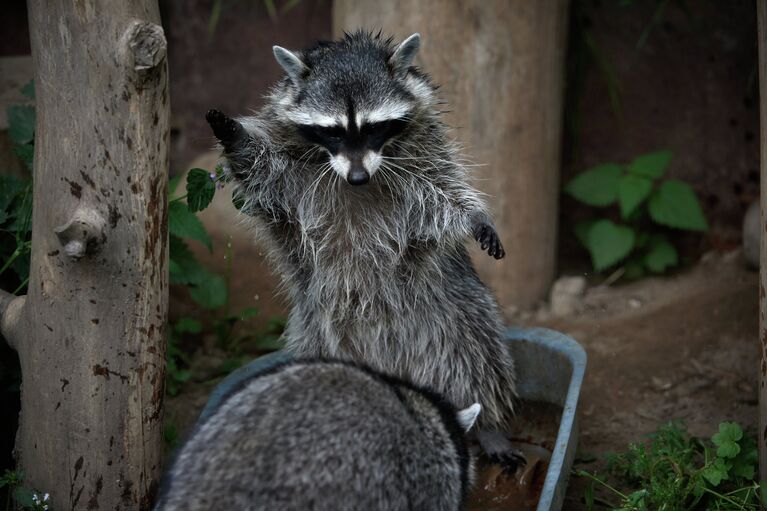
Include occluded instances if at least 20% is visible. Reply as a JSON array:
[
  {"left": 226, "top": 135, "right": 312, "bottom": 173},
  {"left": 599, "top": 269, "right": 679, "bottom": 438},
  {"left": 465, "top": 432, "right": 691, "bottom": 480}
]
[{"left": 154, "top": 360, "right": 481, "bottom": 511}]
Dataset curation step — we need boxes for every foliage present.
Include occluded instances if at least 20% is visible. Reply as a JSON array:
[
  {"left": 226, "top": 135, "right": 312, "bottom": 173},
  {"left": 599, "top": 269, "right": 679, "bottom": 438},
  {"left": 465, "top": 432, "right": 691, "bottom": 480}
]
[
  {"left": 166, "top": 169, "right": 286, "bottom": 397},
  {"left": 579, "top": 421, "right": 762, "bottom": 510},
  {"left": 0, "top": 470, "right": 50, "bottom": 511},
  {"left": 565, "top": 150, "right": 707, "bottom": 277},
  {"left": 0, "top": 81, "right": 35, "bottom": 295},
  {"left": 168, "top": 168, "right": 226, "bottom": 309}
]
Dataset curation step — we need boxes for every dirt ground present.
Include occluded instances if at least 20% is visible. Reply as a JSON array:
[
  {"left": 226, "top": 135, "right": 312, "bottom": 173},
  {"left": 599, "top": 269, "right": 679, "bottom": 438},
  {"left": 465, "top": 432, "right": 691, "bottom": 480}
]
[
  {"left": 166, "top": 248, "right": 758, "bottom": 509},
  {"left": 535, "top": 250, "right": 758, "bottom": 508}
]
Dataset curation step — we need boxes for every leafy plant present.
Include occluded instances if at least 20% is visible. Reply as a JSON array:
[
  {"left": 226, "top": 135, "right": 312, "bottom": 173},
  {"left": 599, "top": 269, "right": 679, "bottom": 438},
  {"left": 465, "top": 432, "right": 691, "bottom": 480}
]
[
  {"left": 0, "top": 470, "right": 49, "bottom": 511},
  {"left": 1, "top": 81, "right": 35, "bottom": 295},
  {"left": 579, "top": 421, "right": 762, "bottom": 510},
  {"left": 565, "top": 150, "right": 707, "bottom": 278},
  {"left": 168, "top": 168, "right": 227, "bottom": 310},
  {"left": 166, "top": 168, "right": 286, "bottom": 395}
]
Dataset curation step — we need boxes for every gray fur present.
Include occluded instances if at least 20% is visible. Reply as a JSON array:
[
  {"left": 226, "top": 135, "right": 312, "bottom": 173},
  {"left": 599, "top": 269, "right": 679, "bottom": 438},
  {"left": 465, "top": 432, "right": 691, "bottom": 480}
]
[
  {"left": 272, "top": 45, "right": 307, "bottom": 83},
  {"left": 389, "top": 33, "right": 421, "bottom": 76},
  {"left": 214, "top": 31, "right": 516, "bottom": 443},
  {"left": 155, "top": 360, "right": 478, "bottom": 511}
]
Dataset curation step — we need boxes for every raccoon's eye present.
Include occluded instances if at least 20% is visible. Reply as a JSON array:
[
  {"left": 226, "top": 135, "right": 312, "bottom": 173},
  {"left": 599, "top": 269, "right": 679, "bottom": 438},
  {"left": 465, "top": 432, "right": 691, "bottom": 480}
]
[
  {"left": 297, "top": 124, "right": 346, "bottom": 147},
  {"left": 361, "top": 119, "right": 408, "bottom": 148},
  {"left": 316, "top": 126, "right": 346, "bottom": 140}
]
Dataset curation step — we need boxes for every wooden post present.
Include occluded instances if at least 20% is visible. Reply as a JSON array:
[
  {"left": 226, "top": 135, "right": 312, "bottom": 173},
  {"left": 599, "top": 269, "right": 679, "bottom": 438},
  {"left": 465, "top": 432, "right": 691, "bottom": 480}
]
[
  {"left": 0, "top": 1, "right": 169, "bottom": 509},
  {"left": 758, "top": 0, "right": 767, "bottom": 491},
  {"left": 333, "top": 0, "right": 569, "bottom": 310}
]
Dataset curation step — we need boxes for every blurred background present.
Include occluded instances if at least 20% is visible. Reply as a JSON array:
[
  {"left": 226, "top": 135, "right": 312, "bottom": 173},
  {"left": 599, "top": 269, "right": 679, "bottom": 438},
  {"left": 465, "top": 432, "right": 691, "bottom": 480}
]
[{"left": 0, "top": 0, "right": 761, "bottom": 508}]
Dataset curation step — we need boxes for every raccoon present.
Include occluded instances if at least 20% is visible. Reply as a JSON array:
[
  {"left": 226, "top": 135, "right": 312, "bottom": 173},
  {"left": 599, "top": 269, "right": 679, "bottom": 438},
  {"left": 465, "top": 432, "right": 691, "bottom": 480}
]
[
  {"left": 206, "top": 31, "right": 517, "bottom": 461},
  {"left": 154, "top": 360, "right": 481, "bottom": 511}
]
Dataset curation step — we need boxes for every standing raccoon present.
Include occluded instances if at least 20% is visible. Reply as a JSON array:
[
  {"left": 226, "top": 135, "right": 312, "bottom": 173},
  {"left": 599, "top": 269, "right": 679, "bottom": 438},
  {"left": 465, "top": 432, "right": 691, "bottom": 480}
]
[
  {"left": 207, "top": 31, "right": 517, "bottom": 459},
  {"left": 154, "top": 360, "right": 481, "bottom": 511}
]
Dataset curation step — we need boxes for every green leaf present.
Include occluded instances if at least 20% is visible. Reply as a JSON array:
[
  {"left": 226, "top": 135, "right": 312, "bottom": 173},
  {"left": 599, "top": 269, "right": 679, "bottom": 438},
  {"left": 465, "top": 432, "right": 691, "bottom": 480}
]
[
  {"left": 21, "top": 80, "right": 34, "bottom": 100},
  {"left": 702, "top": 458, "right": 730, "bottom": 486},
  {"left": 6, "top": 105, "right": 35, "bottom": 145},
  {"left": 626, "top": 489, "right": 647, "bottom": 506},
  {"left": 712, "top": 422, "right": 743, "bottom": 458},
  {"left": 618, "top": 174, "right": 653, "bottom": 219},
  {"left": 189, "top": 272, "right": 227, "bottom": 309},
  {"left": 169, "top": 234, "right": 207, "bottom": 285},
  {"left": 628, "top": 150, "right": 671, "bottom": 180},
  {"left": 731, "top": 435, "right": 758, "bottom": 480},
  {"left": 584, "top": 483, "right": 595, "bottom": 511},
  {"left": 644, "top": 240, "right": 678, "bottom": 273},
  {"left": 0, "top": 175, "right": 25, "bottom": 222},
  {"left": 186, "top": 168, "right": 216, "bottom": 212},
  {"left": 13, "top": 144, "right": 33, "bottom": 170},
  {"left": 586, "top": 220, "right": 635, "bottom": 271},
  {"left": 8, "top": 185, "right": 32, "bottom": 233},
  {"left": 168, "top": 201, "right": 212, "bottom": 250},
  {"left": 174, "top": 317, "right": 202, "bottom": 334},
  {"left": 12, "top": 486, "right": 37, "bottom": 508},
  {"left": 574, "top": 220, "right": 595, "bottom": 248},
  {"left": 565, "top": 163, "right": 622, "bottom": 206},
  {"left": 648, "top": 180, "right": 708, "bottom": 231}
]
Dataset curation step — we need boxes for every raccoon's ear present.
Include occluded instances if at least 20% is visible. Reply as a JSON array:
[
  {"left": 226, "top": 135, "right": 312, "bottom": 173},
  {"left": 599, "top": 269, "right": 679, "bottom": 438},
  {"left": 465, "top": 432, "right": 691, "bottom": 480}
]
[
  {"left": 457, "top": 403, "right": 481, "bottom": 432},
  {"left": 273, "top": 46, "right": 308, "bottom": 84},
  {"left": 389, "top": 33, "right": 421, "bottom": 76}
]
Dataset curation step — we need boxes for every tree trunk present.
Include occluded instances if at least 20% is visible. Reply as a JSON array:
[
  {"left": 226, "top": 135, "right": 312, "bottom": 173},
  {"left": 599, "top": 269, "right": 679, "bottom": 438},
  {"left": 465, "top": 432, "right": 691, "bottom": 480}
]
[
  {"left": 333, "top": 0, "right": 569, "bottom": 310},
  {"left": 0, "top": 1, "right": 169, "bottom": 509},
  {"left": 757, "top": 0, "right": 767, "bottom": 491}
]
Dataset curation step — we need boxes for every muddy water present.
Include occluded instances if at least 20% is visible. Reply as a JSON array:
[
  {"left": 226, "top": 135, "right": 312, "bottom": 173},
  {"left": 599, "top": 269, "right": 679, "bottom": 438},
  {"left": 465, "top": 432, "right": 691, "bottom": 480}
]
[{"left": 467, "top": 401, "right": 563, "bottom": 511}]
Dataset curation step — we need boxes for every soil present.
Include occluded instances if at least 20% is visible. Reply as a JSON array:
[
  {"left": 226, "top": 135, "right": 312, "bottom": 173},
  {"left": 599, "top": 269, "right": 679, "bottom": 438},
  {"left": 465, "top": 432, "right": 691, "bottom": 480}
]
[
  {"left": 166, "top": 248, "right": 758, "bottom": 510},
  {"left": 531, "top": 249, "right": 759, "bottom": 509}
]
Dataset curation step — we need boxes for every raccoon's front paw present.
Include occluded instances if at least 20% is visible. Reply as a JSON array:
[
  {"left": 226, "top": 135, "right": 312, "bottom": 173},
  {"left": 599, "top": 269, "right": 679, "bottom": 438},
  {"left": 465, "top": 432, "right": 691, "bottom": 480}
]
[
  {"left": 488, "top": 449, "right": 527, "bottom": 476},
  {"left": 473, "top": 222, "right": 505, "bottom": 260},
  {"left": 205, "top": 109, "right": 248, "bottom": 153},
  {"left": 477, "top": 429, "right": 525, "bottom": 475}
]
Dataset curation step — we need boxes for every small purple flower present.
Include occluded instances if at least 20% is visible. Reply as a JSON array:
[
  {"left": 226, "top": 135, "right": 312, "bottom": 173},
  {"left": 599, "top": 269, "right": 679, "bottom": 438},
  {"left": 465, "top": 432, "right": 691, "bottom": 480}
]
[{"left": 209, "top": 172, "right": 217, "bottom": 181}]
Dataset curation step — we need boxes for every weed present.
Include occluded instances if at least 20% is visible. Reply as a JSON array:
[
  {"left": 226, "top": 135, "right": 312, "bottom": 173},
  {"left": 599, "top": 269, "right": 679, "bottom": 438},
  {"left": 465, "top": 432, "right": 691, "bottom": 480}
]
[
  {"left": 565, "top": 150, "right": 707, "bottom": 278},
  {"left": 579, "top": 421, "right": 761, "bottom": 510}
]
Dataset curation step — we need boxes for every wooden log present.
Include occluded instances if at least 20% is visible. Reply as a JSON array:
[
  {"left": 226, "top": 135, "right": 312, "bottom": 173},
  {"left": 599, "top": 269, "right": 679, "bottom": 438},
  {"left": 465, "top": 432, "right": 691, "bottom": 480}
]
[
  {"left": 0, "top": 1, "right": 170, "bottom": 508},
  {"left": 757, "top": 0, "right": 767, "bottom": 491},
  {"left": 333, "top": 0, "right": 569, "bottom": 310}
]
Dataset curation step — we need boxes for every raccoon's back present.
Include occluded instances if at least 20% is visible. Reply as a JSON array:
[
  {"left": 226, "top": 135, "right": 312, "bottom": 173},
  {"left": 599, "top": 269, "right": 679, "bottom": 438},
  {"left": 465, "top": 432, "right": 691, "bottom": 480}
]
[{"left": 154, "top": 362, "right": 465, "bottom": 511}]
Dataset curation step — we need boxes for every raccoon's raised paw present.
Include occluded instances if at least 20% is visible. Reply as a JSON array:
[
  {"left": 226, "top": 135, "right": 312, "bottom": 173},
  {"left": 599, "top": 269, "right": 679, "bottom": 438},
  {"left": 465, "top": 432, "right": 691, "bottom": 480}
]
[
  {"left": 473, "top": 222, "right": 505, "bottom": 260},
  {"left": 205, "top": 109, "right": 248, "bottom": 152}
]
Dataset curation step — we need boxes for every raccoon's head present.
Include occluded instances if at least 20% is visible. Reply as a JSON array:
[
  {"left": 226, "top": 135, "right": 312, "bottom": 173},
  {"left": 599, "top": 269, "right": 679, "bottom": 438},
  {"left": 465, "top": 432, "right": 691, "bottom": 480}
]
[{"left": 271, "top": 31, "right": 433, "bottom": 186}]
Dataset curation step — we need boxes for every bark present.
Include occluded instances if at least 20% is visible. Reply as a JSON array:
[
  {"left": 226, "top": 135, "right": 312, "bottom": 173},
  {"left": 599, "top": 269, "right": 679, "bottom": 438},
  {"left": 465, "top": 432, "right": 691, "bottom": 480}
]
[
  {"left": 0, "top": 1, "right": 169, "bottom": 509},
  {"left": 757, "top": 0, "right": 767, "bottom": 490},
  {"left": 333, "top": 0, "right": 569, "bottom": 310}
]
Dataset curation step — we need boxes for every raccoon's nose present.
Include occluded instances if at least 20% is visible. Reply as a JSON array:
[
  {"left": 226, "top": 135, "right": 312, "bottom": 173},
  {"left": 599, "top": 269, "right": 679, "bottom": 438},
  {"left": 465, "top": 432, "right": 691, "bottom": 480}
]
[{"left": 347, "top": 169, "right": 370, "bottom": 186}]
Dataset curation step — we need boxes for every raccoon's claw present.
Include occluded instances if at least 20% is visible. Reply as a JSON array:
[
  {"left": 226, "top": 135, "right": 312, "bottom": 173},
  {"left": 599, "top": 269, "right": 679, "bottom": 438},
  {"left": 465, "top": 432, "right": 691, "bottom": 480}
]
[
  {"left": 206, "top": 109, "right": 249, "bottom": 153},
  {"left": 488, "top": 449, "right": 527, "bottom": 476},
  {"left": 473, "top": 222, "right": 505, "bottom": 260}
]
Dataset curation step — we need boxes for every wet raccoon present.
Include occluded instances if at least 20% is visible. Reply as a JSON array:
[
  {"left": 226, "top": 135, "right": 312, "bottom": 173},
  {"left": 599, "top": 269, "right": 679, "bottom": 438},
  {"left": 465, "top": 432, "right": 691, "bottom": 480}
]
[
  {"left": 207, "top": 31, "right": 517, "bottom": 461},
  {"left": 154, "top": 360, "right": 481, "bottom": 511}
]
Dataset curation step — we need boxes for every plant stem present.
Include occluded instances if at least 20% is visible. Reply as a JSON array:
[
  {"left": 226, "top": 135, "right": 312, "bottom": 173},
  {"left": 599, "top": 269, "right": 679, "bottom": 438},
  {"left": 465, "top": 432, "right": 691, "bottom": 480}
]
[
  {"left": 0, "top": 248, "right": 21, "bottom": 278},
  {"left": 576, "top": 470, "right": 629, "bottom": 500},
  {"left": 12, "top": 277, "right": 29, "bottom": 295}
]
